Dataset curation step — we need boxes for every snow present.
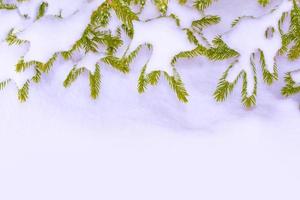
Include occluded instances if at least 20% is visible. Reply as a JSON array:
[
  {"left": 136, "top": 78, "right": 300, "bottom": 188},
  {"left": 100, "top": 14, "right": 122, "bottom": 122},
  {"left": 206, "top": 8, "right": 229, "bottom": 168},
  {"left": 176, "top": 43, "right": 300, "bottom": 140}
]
[
  {"left": 128, "top": 17, "right": 195, "bottom": 74},
  {"left": 167, "top": 0, "right": 201, "bottom": 28},
  {"left": 0, "top": 9, "right": 24, "bottom": 41},
  {"left": 291, "top": 70, "right": 300, "bottom": 83},
  {"left": 18, "top": 0, "right": 105, "bottom": 63},
  {"left": 0, "top": 42, "right": 34, "bottom": 88},
  {"left": 75, "top": 52, "right": 102, "bottom": 72},
  {"left": 0, "top": 0, "right": 300, "bottom": 200},
  {"left": 222, "top": 0, "right": 293, "bottom": 94},
  {"left": 17, "top": 0, "right": 87, "bottom": 18}
]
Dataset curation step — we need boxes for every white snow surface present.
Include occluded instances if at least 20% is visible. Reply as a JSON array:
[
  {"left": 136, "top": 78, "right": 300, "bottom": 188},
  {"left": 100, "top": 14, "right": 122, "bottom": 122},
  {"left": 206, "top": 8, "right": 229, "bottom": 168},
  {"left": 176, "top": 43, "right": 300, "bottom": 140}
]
[
  {"left": 222, "top": 0, "right": 293, "bottom": 94},
  {"left": 17, "top": 0, "right": 88, "bottom": 18},
  {"left": 75, "top": 52, "right": 102, "bottom": 72},
  {"left": 18, "top": 0, "right": 104, "bottom": 63},
  {"left": 167, "top": 0, "right": 201, "bottom": 28},
  {"left": 0, "top": 42, "right": 34, "bottom": 88},
  {"left": 0, "top": 9, "right": 24, "bottom": 41},
  {"left": 129, "top": 17, "right": 195, "bottom": 73},
  {"left": 1, "top": 0, "right": 300, "bottom": 200}
]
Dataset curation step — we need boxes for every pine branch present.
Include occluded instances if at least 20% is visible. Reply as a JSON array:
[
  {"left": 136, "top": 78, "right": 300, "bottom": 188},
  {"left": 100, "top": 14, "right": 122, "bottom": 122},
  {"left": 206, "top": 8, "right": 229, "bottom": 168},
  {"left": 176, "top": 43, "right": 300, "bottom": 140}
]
[
  {"left": 258, "top": 0, "right": 270, "bottom": 7},
  {"left": 259, "top": 50, "right": 278, "bottom": 85},
  {"left": 6, "top": 29, "right": 27, "bottom": 46},
  {"left": 206, "top": 37, "right": 239, "bottom": 60},
  {"left": 110, "top": 0, "right": 138, "bottom": 26},
  {"left": 154, "top": 0, "right": 168, "bottom": 15},
  {"left": 192, "top": 15, "right": 221, "bottom": 30},
  {"left": 63, "top": 67, "right": 86, "bottom": 88},
  {"left": 138, "top": 65, "right": 147, "bottom": 93},
  {"left": 36, "top": 2, "right": 48, "bottom": 20},
  {"left": 147, "top": 70, "right": 161, "bottom": 85},
  {"left": 0, "top": 79, "right": 11, "bottom": 91},
  {"left": 18, "top": 81, "right": 30, "bottom": 102},
  {"left": 281, "top": 0, "right": 300, "bottom": 60},
  {"left": 89, "top": 64, "right": 101, "bottom": 99},
  {"left": 282, "top": 72, "right": 300, "bottom": 97},
  {"left": 241, "top": 60, "right": 257, "bottom": 108},
  {"left": 163, "top": 69, "right": 189, "bottom": 103},
  {"left": 0, "top": 1, "right": 16, "bottom": 10},
  {"left": 101, "top": 55, "right": 129, "bottom": 73},
  {"left": 193, "top": 0, "right": 214, "bottom": 11},
  {"left": 214, "top": 62, "right": 242, "bottom": 102}
]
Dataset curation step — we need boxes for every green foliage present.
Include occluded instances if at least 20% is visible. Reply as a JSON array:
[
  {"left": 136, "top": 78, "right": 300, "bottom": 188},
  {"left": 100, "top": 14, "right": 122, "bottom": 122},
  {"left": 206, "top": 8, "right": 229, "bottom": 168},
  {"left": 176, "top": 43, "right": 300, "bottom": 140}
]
[
  {"left": 280, "top": 0, "right": 300, "bottom": 60},
  {"left": 192, "top": 15, "right": 221, "bottom": 30},
  {"left": 0, "top": 79, "right": 11, "bottom": 91},
  {"left": 18, "top": 81, "right": 30, "bottom": 102},
  {"left": 101, "top": 56, "right": 130, "bottom": 73},
  {"left": 164, "top": 69, "right": 189, "bottom": 103},
  {"left": 258, "top": 0, "right": 270, "bottom": 7},
  {"left": 2, "top": 0, "right": 299, "bottom": 107},
  {"left": 89, "top": 64, "right": 101, "bottom": 99},
  {"left": 32, "top": 69, "right": 42, "bottom": 83},
  {"left": 206, "top": 1, "right": 291, "bottom": 107},
  {"left": 193, "top": 0, "right": 214, "bottom": 11},
  {"left": 214, "top": 62, "right": 241, "bottom": 102},
  {"left": 192, "top": 0, "right": 271, "bottom": 11},
  {"left": 241, "top": 60, "right": 257, "bottom": 108},
  {"left": 281, "top": 72, "right": 300, "bottom": 97},
  {"left": 138, "top": 65, "right": 148, "bottom": 93},
  {"left": 110, "top": 0, "right": 139, "bottom": 26},
  {"left": 154, "top": 0, "right": 168, "bottom": 15},
  {"left": 64, "top": 67, "right": 86, "bottom": 88},
  {"left": 259, "top": 50, "right": 278, "bottom": 85},
  {"left": 213, "top": 59, "right": 258, "bottom": 108},
  {"left": 137, "top": 61, "right": 188, "bottom": 103},
  {"left": 0, "top": 0, "right": 16, "bottom": 10},
  {"left": 36, "top": 2, "right": 48, "bottom": 20},
  {"left": 280, "top": 1, "right": 300, "bottom": 98},
  {"left": 206, "top": 37, "right": 239, "bottom": 60},
  {"left": 6, "top": 29, "right": 27, "bottom": 46}
]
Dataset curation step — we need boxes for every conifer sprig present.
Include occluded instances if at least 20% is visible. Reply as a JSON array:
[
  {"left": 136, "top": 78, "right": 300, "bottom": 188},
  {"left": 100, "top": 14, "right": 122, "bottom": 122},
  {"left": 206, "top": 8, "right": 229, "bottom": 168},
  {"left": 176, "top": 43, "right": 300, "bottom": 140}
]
[
  {"left": 280, "top": 0, "right": 300, "bottom": 60},
  {"left": 282, "top": 71, "right": 300, "bottom": 97}
]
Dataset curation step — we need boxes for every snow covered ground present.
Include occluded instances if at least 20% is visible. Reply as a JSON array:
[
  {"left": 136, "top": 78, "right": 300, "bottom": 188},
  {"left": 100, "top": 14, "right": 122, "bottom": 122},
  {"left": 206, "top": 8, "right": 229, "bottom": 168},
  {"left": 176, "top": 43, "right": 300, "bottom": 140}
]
[{"left": 0, "top": 0, "right": 300, "bottom": 199}]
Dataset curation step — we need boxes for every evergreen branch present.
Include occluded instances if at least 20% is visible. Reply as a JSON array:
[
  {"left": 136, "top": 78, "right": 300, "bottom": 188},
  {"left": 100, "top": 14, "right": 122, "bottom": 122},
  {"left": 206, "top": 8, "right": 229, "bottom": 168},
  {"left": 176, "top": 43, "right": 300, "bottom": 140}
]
[
  {"left": 258, "top": 0, "right": 270, "bottom": 7},
  {"left": 192, "top": 15, "right": 221, "bottom": 30},
  {"left": 18, "top": 81, "right": 30, "bottom": 102},
  {"left": 138, "top": 65, "right": 147, "bottom": 93},
  {"left": 63, "top": 67, "right": 86, "bottom": 88},
  {"left": 186, "top": 28, "right": 199, "bottom": 45},
  {"left": 16, "top": 59, "right": 43, "bottom": 72},
  {"left": 241, "top": 59, "right": 257, "bottom": 108},
  {"left": 6, "top": 29, "right": 27, "bottom": 46},
  {"left": 0, "top": 79, "right": 11, "bottom": 91},
  {"left": 281, "top": 72, "right": 300, "bottom": 96},
  {"left": 147, "top": 70, "right": 161, "bottom": 85},
  {"left": 259, "top": 50, "right": 278, "bottom": 85},
  {"left": 206, "top": 37, "right": 239, "bottom": 60},
  {"left": 110, "top": 0, "right": 139, "bottom": 26},
  {"left": 101, "top": 55, "right": 129, "bottom": 73},
  {"left": 163, "top": 69, "right": 189, "bottom": 103},
  {"left": 214, "top": 61, "right": 242, "bottom": 102},
  {"left": 32, "top": 69, "right": 42, "bottom": 83},
  {"left": 36, "top": 2, "right": 48, "bottom": 20},
  {"left": 193, "top": 0, "right": 214, "bottom": 11},
  {"left": 0, "top": 1, "right": 16, "bottom": 10},
  {"left": 89, "top": 64, "right": 101, "bottom": 99},
  {"left": 172, "top": 45, "right": 207, "bottom": 65},
  {"left": 282, "top": 0, "right": 300, "bottom": 60},
  {"left": 42, "top": 54, "right": 58, "bottom": 73}
]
